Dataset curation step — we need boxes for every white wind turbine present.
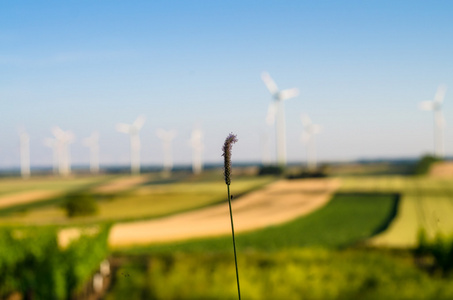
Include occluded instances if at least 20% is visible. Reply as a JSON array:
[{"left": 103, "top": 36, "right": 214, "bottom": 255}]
[
  {"left": 419, "top": 85, "right": 447, "bottom": 158},
  {"left": 189, "top": 128, "right": 204, "bottom": 175},
  {"left": 261, "top": 71, "right": 299, "bottom": 166},
  {"left": 116, "top": 115, "right": 146, "bottom": 175},
  {"left": 43, "top": 137, "right": 58, "bottom": 175},
  {"left": 19, "top": 131, "right": 30, "bottom": 179},
  {"left": 156, "top": 129, "right": 177, "bottom": 177},
  {"left": 83, "top": 131, "right": 100, "bottom": 174},
  {"left": 301, "top": 114, "right": 322, "bottom": 170},
  {"left": 52, "top": 127, "right": 75, "bottom": 176}
]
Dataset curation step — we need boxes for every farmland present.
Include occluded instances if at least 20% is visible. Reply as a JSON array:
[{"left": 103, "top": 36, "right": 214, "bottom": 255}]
[
  {"left": 104, "top": 174, "right": 453, "bottom": 300},
  {"left": 339, "top": 175, "right": 453, "bottom": 247},
  {"left": 1, "top": 169, "right": 453, "bottom": 299},
  {"left": 0, "top": 173, "right": 275, "bottom": 226}
]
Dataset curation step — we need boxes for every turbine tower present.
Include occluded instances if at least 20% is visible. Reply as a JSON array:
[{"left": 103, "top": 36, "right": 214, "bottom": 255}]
[
  {"left": 52, "top": 127, "right": 75, "bottom": 176},
  {"left": 301, "top": 114, "right": 322, "bottom": 170},
  {"left": 83, "top": 131, "right": 100, "bottom": 174},
  {"left": 189, "top": 127, "right": 204, "bottom": 175},
  {"left": 116, "top": 115, "right": 145, "bottom": 175},
  {"left": 419, "top": 85, "right": 447, "bottom": 158},
  {"left": 44, "top": 137, "right": 58, "bottom": 175},
  {"left": 156, "top": 129, "right": 177, "bottom": 177},
  {"left": 261, "top": 71, "right": 299, "bottom": 166},
  {"left": 19, "top": 131, "right": 30, "bottom": 179}
]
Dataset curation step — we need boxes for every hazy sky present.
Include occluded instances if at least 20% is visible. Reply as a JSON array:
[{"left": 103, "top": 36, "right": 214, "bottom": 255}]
[{"left": 1, "top": 1, "right": 453, "bottom": 168}]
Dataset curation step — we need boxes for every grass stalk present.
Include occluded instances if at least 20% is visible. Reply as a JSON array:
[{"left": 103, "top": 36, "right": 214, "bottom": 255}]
[
  {"left": 227, "top": 184, "right": 241, "bottom": 300},
  {"left": 222, "top": 133, "right": 241, "bottom": 300}
]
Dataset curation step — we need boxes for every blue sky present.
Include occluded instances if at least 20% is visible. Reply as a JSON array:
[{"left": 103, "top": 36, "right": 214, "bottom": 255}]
[{"left": 1, "top": 1, "right": 453, "bottom": 168}]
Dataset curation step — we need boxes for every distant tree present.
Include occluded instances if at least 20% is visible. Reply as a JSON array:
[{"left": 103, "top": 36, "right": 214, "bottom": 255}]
[
  {"left": 414, "top": 154, "right": 442, "bottom": 175},
  {"left": 258, "top": 165, "right": 284, "bottom": 176},
  {"left": 63, "top": 193, "right": 99, "bottom": 217}
]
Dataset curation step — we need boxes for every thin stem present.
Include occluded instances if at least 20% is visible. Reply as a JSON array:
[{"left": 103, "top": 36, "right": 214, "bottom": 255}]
[{"left": 227, "top": 184, "right": 241, "bottom": 300}]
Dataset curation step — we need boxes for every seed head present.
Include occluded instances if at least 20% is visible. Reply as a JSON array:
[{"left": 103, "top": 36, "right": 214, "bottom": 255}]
[{"left": 222, "top": 133, "right": 238, "bottom": 185}]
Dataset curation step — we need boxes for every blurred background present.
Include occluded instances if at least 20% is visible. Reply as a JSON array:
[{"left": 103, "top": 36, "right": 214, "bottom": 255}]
[{"left": 2, "top": 1, "right": 453, "bottom": 300}]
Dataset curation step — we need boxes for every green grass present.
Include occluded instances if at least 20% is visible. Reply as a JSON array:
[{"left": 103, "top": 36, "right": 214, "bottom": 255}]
[
  {"left": 106, "top": 248, "right": 453, "bottom": 300},
  {"left": 119, "top": 192, "right": 397, "bottom": 255}
]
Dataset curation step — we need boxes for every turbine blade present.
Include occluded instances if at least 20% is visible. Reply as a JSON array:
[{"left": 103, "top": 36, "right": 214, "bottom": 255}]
[
  {"left": 313, "top": 124, "right": 322, "bottom": 134},
  {"left": 51, "top": 126, "right": 65, "bottom": 139},
  {"left": 280, "top": 88, "right": 299, "bottom": 100},
  {"left": 190, "top": 128, "right": 203, "bottom": 148},
  {"left": 419, "top": 101, "right": 434, "bottom": 111},
  {"left": 301, "top": 132, "right": 311, "bottom": 144},
  {"left": 434, "top": 84, "right": 447, "bottom": 104},
  {"left": 84, "top": 132, "right": 98, "bottom": 144},
  {"left": 156, "top": 129, "right": 166, "bottom": 139},
  {"left": 168, "top": 130, "right": 177, "bottom": 140},
  {"left": 266, "top": 103, "right": 276, "bottom": 125},
  {"left": 84, "top": 133, "right": 99, "bottom": 147},
  {"left": 19, "top": 132, "right": 29, "bottom": 142},
  {"left": 191, "top": 129, "right": 203, "bottom": 140},
  {"left": 158, "top": 129, "right": 177, "bottom": 141},
  {"left": 133, "top": 115, "right": 146, "bottom": 130},
  {"left": 301, "top": 114, "right": 312, "bottom": 127},
  {"left": 116, "top": 123, "right": 131, "bottom": 133},
  {"left": 261, "top": 72, "right": 279, "bottom": 95},
  {"left": 65, "top": 131, "right": 75, "bottom": 143}
]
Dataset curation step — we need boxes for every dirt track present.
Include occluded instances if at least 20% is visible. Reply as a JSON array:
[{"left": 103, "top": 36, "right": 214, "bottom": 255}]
[{"left": 107, "top": 178, "right": 340, "bottom": 248}]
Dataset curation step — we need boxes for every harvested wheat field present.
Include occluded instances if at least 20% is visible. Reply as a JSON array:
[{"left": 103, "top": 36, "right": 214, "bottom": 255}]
[
  {"left": 429, "top": 161, "right": 453, "bottom": 177},
  {"left": 93, "top": 175, "right": 149, "bottom": 194},
  {"left": 107, "top": 178, "right": 340, "bottom": 248},
  {"left": 0, "top": 190, "right": 60, "bottom": 209}
]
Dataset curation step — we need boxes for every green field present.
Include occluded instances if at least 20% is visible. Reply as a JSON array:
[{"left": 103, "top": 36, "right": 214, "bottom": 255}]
[
  {"left": 106, "top": 189, "right": 453, "bottom": 300},
  {"left": 339, "top": 176, "right": 453, "bottom": 247},
  {"left": 2, "top": 171, "right": 453, "bottom": 299},
  {"left": 121, "top": 193, "right": 397, "bottom": 254}
]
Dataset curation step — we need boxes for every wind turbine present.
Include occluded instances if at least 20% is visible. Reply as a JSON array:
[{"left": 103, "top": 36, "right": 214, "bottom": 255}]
[
  {"left": 301, "top": 114, "right": 322, "bottom": 170},
  {"left": 156, "top": 129, "right": 177, "bottom": 177},
  {"left": 261, "top": 71, "right": 299, "bottom": 166},
  {"left": 83, "top": 131, "right": 100, "bottom": 174},
  {"left": 43, "top": 137, "right": 58, "bottom": 175},
  {"left": 189, "top": 127, "right": 204, "bottom": 175},
  {"left": 116, "top": 115, "right": 146, "bottom": 175},
  {"left": 419, "top": 85, "right": 447, "bottom": 158},
  {"left": 51, "top": 127, "right": 75, "bottom": 176},
  {"left": 19, "top": 131, "right": 30, "bottom": 179}
]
